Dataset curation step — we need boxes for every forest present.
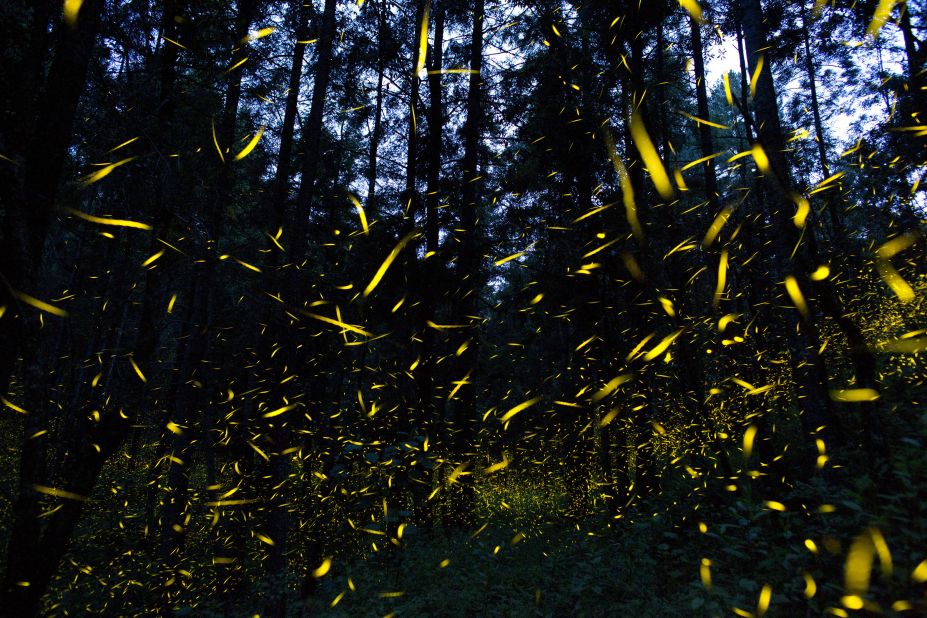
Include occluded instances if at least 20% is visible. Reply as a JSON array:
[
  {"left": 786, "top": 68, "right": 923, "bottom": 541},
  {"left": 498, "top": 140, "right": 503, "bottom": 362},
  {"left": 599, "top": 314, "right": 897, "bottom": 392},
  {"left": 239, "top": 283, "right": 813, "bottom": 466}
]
[{"left": 0, "top": 0, "right": 925, "bottom": 615}]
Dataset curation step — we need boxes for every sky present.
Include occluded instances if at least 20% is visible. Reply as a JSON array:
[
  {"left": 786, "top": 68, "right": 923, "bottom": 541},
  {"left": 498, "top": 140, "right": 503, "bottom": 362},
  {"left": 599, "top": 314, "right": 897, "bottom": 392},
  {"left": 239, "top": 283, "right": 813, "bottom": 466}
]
[{"left": 704, "top": 23, "right": 908, "bottom": 159}]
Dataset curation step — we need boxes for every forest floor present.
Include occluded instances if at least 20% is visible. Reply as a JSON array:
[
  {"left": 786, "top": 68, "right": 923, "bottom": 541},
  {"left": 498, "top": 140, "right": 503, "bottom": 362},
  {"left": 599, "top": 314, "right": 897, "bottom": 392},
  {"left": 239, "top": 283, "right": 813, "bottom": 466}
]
[
  {"left": 11, "top": 379, "right": 924, "bottom": 618},
  {"left": 24, "top": 478, "right": 927, "bottom": 618},
  {"left": 5, "top": 413, "right": 923, "bottom": 616},
  {"left": 264, "top": 461, "right": 926, "bottom": 617}
]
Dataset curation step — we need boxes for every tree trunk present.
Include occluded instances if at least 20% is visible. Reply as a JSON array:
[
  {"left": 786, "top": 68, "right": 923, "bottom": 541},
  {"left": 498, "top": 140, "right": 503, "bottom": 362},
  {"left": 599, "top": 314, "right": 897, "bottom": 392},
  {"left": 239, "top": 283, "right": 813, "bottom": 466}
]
[
  {"left": 425, "top": 6, "right": 445, "bottom": 259},
  {"left": 277, "top": 0, "right": 339, "bottom": 603},
  {"left": 0, "top": 3, "right": 106, "bottom": 614},
  {"left": 0, "top": 414, "right": 125, "bottom": 618},
  {"left": 800, "top": 1, "right": 846, "bottom": 238},
  {"left": 738, "top": 0, "right": 840, "bottom": 465},
  {"left": 412, "top": 3, "right": 446, "bottom": 526},
  {"left": 0, "top": 0, "right": 104, "bottom": 397},
  {"left": 800, "top": 5, "right": 830, "bottom": 179},
  {"left": 689, "top": 12, "right": 720, "bottom": 211},
  {"left": 290, "top": 0, "right": 338, "bottom": 266},
  {"left": 271, "top": 0, "right": 311, "bottom": 235},
  {"left": 655, "top": 22, "right": 672, "bottom": 158},
  {"left": 366, "top": 0, "right": 389, "bottom": 211},
  {"left": 734, "top": 17, "right": 756, "bottom": 144},
  {"left": 260, "top": 5, "right": 314, "bottom": 617},
  {"left": 158, "top": 276, "right": 209, "bottom": 608},
  {"left": 402, "top": 0, "right": 427, "bottom": 235},
  {"left": 160, "top": 0, "right": 259, "bottom": 605},
  {"left": 898, "top": 2, "right": 926, "bottom": 118},
  {"left": 446, "top": 0, "right": 484, "bottom": 529}
]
